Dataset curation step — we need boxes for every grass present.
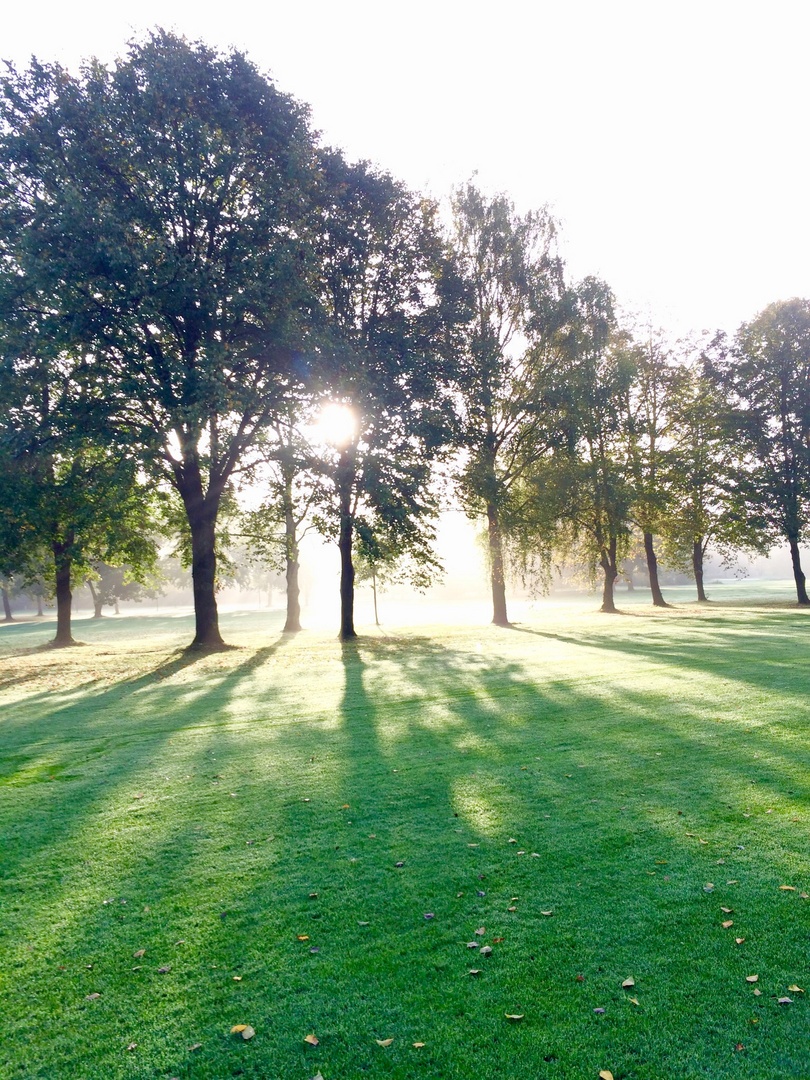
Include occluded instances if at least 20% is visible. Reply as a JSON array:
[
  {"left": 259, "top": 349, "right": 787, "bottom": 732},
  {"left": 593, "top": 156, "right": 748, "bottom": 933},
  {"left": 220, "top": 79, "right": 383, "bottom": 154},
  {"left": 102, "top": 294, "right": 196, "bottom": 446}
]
[{"left": 1, "top": 589, "right": 809, "bottom": 1079}]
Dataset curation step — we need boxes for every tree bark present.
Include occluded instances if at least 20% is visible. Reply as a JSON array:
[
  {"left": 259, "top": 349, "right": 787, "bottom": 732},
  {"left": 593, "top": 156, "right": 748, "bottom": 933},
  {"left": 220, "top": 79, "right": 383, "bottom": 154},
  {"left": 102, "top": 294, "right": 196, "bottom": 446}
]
[
  {"left": 52, "top": 538, "right": 76, "bottom": 646},
  {"left": 643, "top": 531, "right": 670, "bottom": 607},
  {"left": 692, "top": 538, "right": 708, "bottom": 602},
  {"left": 36, "top": 595, "right": 43, "bottom": 617},
  {"left": 600, "top": 539, "right": 619, "bottom": 613},
  {"left": 372, "top": 569, "right": 380, "bottom": 626},
  {"left": 338, "top": 448, "right": 357, "bottom": 640},
  {"left": 487, "top": 502, "right": 509, "bottom": 626},
  {"left": 282, "top": 476, "right": 302, "bottom": 633},
  {"left": 175, "top": 456, "right": 225, "bottom": 648},
  {"left": 788, "top": 536, "right": 810, "bottom": 604},
  {"left": 1, "top": 583, "right": 12, "bottom": 622},
  {"left": 87, "top": 579, "right": 104, "bottom": 618}
]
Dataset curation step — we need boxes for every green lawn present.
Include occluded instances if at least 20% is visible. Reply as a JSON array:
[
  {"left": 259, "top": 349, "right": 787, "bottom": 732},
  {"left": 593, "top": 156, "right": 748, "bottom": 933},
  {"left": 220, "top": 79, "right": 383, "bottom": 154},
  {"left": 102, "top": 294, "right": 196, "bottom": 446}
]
[{"left": 1, "top": 591, "right": 809, "bottom": 1079}]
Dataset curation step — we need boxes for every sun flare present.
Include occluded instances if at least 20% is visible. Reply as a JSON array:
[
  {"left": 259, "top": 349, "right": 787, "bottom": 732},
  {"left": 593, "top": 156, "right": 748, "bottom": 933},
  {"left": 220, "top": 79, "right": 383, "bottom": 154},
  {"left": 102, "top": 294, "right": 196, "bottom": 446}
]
[{"left": 314, "top": 402, "right": 358, "bottom": 448}]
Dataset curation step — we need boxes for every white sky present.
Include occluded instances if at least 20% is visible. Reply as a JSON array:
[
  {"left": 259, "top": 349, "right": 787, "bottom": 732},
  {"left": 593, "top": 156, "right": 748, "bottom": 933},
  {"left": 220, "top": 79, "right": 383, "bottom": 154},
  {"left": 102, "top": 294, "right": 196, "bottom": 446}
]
[{"left": 4, "top": 0, "right": 810, "bottom": 337}]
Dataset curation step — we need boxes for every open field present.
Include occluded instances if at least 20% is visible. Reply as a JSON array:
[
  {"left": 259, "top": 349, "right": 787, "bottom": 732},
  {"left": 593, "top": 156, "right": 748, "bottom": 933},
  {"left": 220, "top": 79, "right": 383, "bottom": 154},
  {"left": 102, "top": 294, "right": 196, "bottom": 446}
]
[{"left": 1, "top": 588, "right": 809, "bottom": 1079}]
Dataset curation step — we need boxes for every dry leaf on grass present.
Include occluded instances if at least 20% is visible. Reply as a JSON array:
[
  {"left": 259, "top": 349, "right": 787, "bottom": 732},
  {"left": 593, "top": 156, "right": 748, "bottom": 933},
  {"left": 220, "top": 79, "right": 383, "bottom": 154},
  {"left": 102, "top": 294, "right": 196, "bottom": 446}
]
[
  {"left": 297, "top": 935, "right": 310, "bottom": 941},
  {"left": 629, "top": 997, "right": 640, "bottom": 1006},
  {"left": 788, "top": 985, "right": 804, "bottom": 993},
  {"left": 466, "top": 941, "right": 479, "bottom": 949},
  {"left": 540, "top": 910, "right": 553, "bottom": 917},
  {"left": 413, "top": 1041, "right": 425, "bottom": 1048},
  {"left": 622, "top": 977, "right": 635, "bottom": 989},
  {"left": 779, "top": 885, "right": 796, "bottom": 891},
  {"left": 304, "top": 1034, "right": 319, "bottom": 1046},
  {"left": 599, "top": 1071, "right": 614, "bottom": 1080},
  {"left": 233, "top": 976, "right": 242, "bottom": 981},
  {"left": 132, "top": 949, "right": 145, "bottom": 958},
  {"left": 468, "top": 968, "right": 482, "bottom": 976},
  {"left": 157, "top": 965, "right": 171, "bottom": 974},
  {"left": 376, "top": 1038, "right": 394, "bottom": 1047},
  {"left": 126, "top": 1043, "right": 137, "bottom": 1051},
  {"left": 505, "top": 1013, "right": 524, "bottom": 1021},
  {"left": 753, "top": 988, "right": 761, "bottom": 996},
  {"left": 85, "top": 993, "right": 101, "bottom": 1000},
  {"left": 722, "top": 920, "right": 734, "bottom": 928},
  {"left": 475, "top": 927, "right": 486, "bottom": 935},
  {"left": 188, "top": 1043, "right": 202, "bottom": 1052},
  {"left": 745, "top": 975, "right": 758, "bottom": 983},
  {"left": 778, "top": 996, "right": 793, "bottom": 1004},
  {"left": 480, "top": 946, "right": 493, "bottom": 957},
  {"left": 493, "top": 937, "right": 505, "bottom": 943},
  {"left": 720, "top": 907, "right": 733, "bottom": 913},
  {"left": 736, "top": 938, "right": 745, "bottom": 944}
]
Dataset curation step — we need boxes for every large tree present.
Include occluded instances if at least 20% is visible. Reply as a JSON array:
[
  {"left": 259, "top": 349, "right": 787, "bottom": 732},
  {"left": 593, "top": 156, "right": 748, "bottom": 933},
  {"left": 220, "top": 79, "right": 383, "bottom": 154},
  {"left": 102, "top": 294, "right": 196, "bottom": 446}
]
[
  {"left": 450, "top": 182, "right": 564, "bottom": 626},
  {"left": 311, "top": 154, "right": 461, "bottom": 639},
  {"left": 711, "top": 300, "right": 810, "bottom": 604},
  {"left": 0, "top": 33, "right": 321, "bottom": 647}
]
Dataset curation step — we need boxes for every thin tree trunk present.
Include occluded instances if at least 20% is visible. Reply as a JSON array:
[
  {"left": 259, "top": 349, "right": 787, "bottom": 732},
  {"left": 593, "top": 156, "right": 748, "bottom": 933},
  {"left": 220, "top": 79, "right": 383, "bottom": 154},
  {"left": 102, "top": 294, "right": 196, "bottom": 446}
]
[
  {"left": 36, "top": 595, "right": 43, "bottom": 617},
  {"left": 114, "top": 600, "right": 120, "bottom": 614},
  {"left": 1, "top": 583, "right": 12, "bottom": 622},
  {"left": 282, "top": 477, "right": 301, "bottom": 633},
  {"left": 487, "top": 502, "right": 509, "bottom": 626},
  {"left": 52, "top": 538, "right": 76, "bottom": 646},
  {"left": 372, "top": 569, "right": 380, "bottom": 626},
  {"left": 625, "top": 574, "right": 635, "bottom": 592},
  {"left": 338, "top": 448, "right": 356, "bottom": 640},
  {"left": 693, "top": 538, "right": 708, "bottom": 602},
  {"left": 600, "top": 537, "right": 619, "bottom": 613},
  {"left": 87, "top": 579, "right": 103, "bottom": 618},
  {"left": 788, "top": 536, "right": 810, "bottom": 604},
  {"left": 643, "top": 531, "right": 670, "bottom": 607}
]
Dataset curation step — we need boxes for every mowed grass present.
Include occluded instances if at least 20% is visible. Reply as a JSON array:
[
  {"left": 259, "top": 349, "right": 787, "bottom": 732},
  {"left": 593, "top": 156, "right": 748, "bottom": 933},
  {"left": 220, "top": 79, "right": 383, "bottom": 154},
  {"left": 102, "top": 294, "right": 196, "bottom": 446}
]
[{"left": 1, "top": 594, "right": 809, "bottom": 1080}]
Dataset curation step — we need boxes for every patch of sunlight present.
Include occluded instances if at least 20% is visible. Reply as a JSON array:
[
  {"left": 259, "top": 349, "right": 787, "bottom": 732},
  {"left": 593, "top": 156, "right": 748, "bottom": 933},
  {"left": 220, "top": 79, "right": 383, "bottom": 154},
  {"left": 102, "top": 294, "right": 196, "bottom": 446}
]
[{"left": 451, "top": 775, "right": 506, "bottom": 838}]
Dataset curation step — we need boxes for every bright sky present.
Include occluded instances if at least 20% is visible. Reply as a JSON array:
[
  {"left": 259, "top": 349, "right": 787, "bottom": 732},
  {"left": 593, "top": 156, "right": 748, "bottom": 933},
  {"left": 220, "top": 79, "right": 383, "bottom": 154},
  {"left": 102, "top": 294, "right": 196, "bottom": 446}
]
[{"left": 4, "top": 0, "right": 809, "bottom": 337}]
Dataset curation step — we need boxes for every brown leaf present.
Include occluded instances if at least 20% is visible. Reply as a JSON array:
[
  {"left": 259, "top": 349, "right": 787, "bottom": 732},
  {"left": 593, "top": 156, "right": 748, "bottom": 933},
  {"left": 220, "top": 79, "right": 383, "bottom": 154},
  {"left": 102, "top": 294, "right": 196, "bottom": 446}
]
[
  {"left": 745, "top": 975, "right": 758, "bottom": 983},
  {"left": 722, "top": 920, "right": 734, "bottom": 928},
  {"left": 230, "top": 1025, "right": 248, "bottom": 1033},
  {"left": 133, "top": 949, "right": 146, "bottom": 958},
  {"left": 412, "top": 1041, "right": 425, "bottom": 1047},
  {"left": 304, "top": 1033, "right": 319, "bottom": 1046},
  {"left": 492, "top": 937, "right": 505, "bottom": 943},
  {"left": 622, "top": 977, "right": 635, "bottom": 989},
  {"left": 599, "top": 1072, "right": 614, "bottom": 1080},
  {"left": 297, "top": 935, "right": 310, "bottom": 941},
  {"left": 341, "top": 804, "right": 350, "bottom": 809},
  {"left": 779, "top": 885, "right": 796, "bottom": 891},
  {"left": 85, "top": 993, "right": 101, "bottom": 1000},
  {"left": 504, "top": 1013, "right": 524, "bottom": 1021},
  {"left": 735, "top": 937, "right": 745, "bottom": 944},
  {"left": 233, "top": 976, "right": 242, "bottom": 981},
  {"left": 507, "top": 906, "right": 517, "bottom": 912},
  {"left": 735, "top": 1043, "right": 744, "bottom": 1052},
  {"left": 376, "top": 1038, "right": 394, "bottom": 1047},
  {"left": 629, "top": 997, "right": 640, "bottom": 1006}
]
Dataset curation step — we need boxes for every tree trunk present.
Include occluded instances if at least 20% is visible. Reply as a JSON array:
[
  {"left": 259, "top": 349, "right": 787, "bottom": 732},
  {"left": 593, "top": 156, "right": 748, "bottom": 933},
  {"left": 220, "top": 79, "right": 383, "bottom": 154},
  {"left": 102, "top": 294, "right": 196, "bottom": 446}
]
[
  {"left": 643, "top": 531, "right": 670, "bottom": 607},
  {"left": 338, "top": 448, "right": 356, "bottom": 640},
  {"left": 87, "top": 579, "right": 104, "bottom": 618},
  {"left": 372, "top": 569, "right": 380, "bottom": 626},
  {"left": 788, "top": 536, "right": 810, "bottom": 604},
  {"left": 600, "top": 537, "right": 619, "bottom": 613},
  {"left": 282, "top": 478, "right": 302, "bottom": 633},
  {"left": 36, "top": 595, "right": 43, "bottom": 617},
  {"left": 187, "top": 504, "right": 224, "bottom": 646},
  {"left": 487, "top": 502, "right": 509, "bottom": 626},
  {"left": 114, "top": 600, "right": 120, "bottom": 614},
  {"left": 625, "top": 574, "right": 635, "bottom": 592},
  {"left": 693, "top": 538, "right": 708, "bottom": 602},
  {"left": 52, "top": 539, "right": 76, "bottom": 646},
  {"left": 1, "top": 583, "right": 12, "bottom": 622}
]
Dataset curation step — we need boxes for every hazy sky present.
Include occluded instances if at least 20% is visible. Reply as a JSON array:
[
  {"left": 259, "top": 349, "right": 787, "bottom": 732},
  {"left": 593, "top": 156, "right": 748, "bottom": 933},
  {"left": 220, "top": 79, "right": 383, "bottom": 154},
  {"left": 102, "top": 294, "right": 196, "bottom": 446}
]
[{"left": 4, "top": 0, "right": 809, "bottom": 337}]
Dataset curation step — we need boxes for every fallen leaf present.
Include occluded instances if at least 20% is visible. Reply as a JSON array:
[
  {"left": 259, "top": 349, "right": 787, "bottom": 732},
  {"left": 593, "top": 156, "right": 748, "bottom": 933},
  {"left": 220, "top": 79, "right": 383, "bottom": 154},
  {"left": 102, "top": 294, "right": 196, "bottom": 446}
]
[
  {"left": 304, "top": 1034, "right": 319, "bottom": 1046},
  {"left": 376, "top": 1038, "right": 394, "bottom": 1047},
  {"left": 575, "top": 975, "right": 585, "bottom": 982},
  {"left": 736, "top": 938, "right": 745, "bottom": 944},
  {"left": 230, "top": 1025, "right": 248, "bottom": 1033},
  {"left": 157, "top": 965, "right": 171, "bottom": 974},
  {"left": 188, "top": 1043, "right": 202, "bottom": 1052},
  {"left": 413, "top": 1041, "right": 425, "bottom": 1047},
  {"left": 133, "top": 949, "right": 145, "bottom": 958},
  {"left": 629, "top": 996, "right": 640, "bottom": 1006},
  {"left": 309, "top": 946, "right": 320, "bottom": 953},
  {"left": 297, "top": 935, "right": 310, "bottom": 941},
  {"left": 466, "top": 941, "right": 479, "bottom": 948},
  {"left": 309, "top": 893, "right": 319, "bottom": 899},
  {"left": 85, "top": 993, "right": 101, "bottom": 1001},
  {"left": 492, "top": 937, "right": 505, "bottom": 943},
  {"left": 622, "top": 977, "right": 635, "bottom": 989},
  {"left": 424, "top": 913, "right": 435, "bottom": 920},
  {"left": 703, "top": 883, "right": 714, "bottom": 891},
  {"left": 310, "top": 1073, "right": 325, "bottom": 1080},
  {"left": 779, "top": 885, "right": 796, "bottom": 891},
  {"left": 233, "top": 976, "right": 242, "bottom": 981},
  {"left": 508, "top": 838, "right": 517, "bottom": 843},
  {"left": 468, "top": 968, "right": 482, "bottom": 976},
  {"left": 735, "top": 1043, "right": 744, "bottom": 1052},
  {"left": 727, "top": 880, "right": 739, "bottom": 885},
  {"left": 510, "top": 897, "right": 519, "bottom": 902},
  {"left": 358, "top": 921, "right": 370, "bottom": 926},
  {"left": 788, "top": 984, "right": 804, "bottom": 993},
  {"left": 745, "top": 975, "right": 758, "bottom": 983},
  {"left": 480, "top": 946, "right": 493, "bottom": 956},
  {"left": 126, "top": 1042, "right": 137, "bottom": 1051},
  {"left": 467, "top": 843, "right": 479, "bottom": 847},
  {"left": 540, "top": 910, "right": 553, "bottom": 917},
  {"left": 341, "top": 804, "right": 350, "bottom": 809},
  {"left": 599, "top": 1071, "right": 614, "bottom": 1080},
  {"left": 174, "top": 939, "right": 186, "bottom": 946},
  {"left": 593, "top": 1007, "right": 605, "bottom": 1014},
  {"left": 475, "top": 927, "right": 486, "bottom": 936},
  {"left": 395, "top": 861, "right": 404, "bottom": 868},
  {"left": 778, "top": 996, "right": 793, "bottom": 1004},
  {"left": 721, "top": 907, "right": 733, "bottom": 913},
  {"left": 504, "top": 1013, "right": 524, "bottom": 1021},
  {"left": 753, "top": 988, "right": 761, "bottom": 996},
  {"left": 801, "top": 893, "right": 809, "bottom": 899},
  {"left": 722, "top": 920, "right": 734, "bottom": 928},
  {"left": 508, "top": 906, "right": 517, "bottom": 912}
]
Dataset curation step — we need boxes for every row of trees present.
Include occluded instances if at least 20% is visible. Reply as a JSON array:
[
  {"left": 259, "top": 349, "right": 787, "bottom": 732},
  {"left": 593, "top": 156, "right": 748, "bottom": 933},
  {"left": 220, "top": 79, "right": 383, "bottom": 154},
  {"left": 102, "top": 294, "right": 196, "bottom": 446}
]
[{"left": 1, "top": 33, "right": 809, "bottom": 649}]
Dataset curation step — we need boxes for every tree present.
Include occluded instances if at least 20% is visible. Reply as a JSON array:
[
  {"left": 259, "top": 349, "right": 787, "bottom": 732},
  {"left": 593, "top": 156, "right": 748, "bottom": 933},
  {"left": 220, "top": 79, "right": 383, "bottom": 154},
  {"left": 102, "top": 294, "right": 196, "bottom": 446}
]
[
  {"left": 85, "top": 561, "right": 161, "bottom": 618},
  {"left": 450, "top": 182, "right": 565, "bottom": 625},
  {"left": 711, "top": 300, "right": 810, "bottom": 604},
  {"left": 663, "top": 357, "right": 765, "bottom": 601},
  {"left": 620, "top": 327, "right": 683, "bottom": 607},
  {"left": 311, "top": 154, "right": 460, "bottom": 639},
  {"left": 537, "top": 279, "right": 635, "bottom": 614},
  {"left": 0, "top": 33, "right": 322, "bottom": 647}
]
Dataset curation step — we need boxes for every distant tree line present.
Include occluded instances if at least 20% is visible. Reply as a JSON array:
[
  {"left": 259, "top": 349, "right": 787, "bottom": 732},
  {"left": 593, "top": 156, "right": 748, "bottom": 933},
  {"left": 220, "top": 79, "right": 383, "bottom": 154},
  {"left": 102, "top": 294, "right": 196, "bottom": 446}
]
[{"left": 1, "top": 32, "right": 809, "bottom": 648}]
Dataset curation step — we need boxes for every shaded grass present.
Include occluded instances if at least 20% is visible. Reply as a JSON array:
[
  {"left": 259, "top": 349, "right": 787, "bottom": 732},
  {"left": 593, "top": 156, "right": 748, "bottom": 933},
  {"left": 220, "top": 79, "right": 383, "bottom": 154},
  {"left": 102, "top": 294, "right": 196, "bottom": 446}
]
[{"left": 1, "top": 598, "right": 809, "bottom": 1079}]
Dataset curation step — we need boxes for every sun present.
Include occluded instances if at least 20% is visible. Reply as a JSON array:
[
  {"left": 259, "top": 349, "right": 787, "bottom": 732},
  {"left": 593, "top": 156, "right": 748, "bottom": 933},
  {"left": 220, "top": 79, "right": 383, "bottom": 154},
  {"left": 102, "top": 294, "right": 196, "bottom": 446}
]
[{"left": 314, "top": 402, "right": 358, "bottom": 448}]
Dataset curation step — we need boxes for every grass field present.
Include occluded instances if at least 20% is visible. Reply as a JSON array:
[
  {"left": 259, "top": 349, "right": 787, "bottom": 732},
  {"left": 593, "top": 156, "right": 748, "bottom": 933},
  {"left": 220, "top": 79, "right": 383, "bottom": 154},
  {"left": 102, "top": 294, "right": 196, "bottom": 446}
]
[{"left": 1, "top": 587, "right": 809, "bottom": 1079}]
